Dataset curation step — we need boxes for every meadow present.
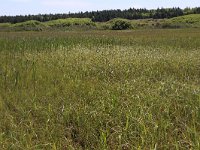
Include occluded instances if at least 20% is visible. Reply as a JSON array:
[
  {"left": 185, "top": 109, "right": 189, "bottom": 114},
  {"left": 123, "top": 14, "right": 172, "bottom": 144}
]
[
  {"left": 1, "top": 14, "right": 200, "bottom": 31},
  {"left": 0, "top": 29, "right": 200, "bottom": 149}
]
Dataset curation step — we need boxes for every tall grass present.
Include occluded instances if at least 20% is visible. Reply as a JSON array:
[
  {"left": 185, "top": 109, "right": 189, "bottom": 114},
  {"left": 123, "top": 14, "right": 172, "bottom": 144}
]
[{"left": 0, "top": 29, "right": 200, "bottom": 149}]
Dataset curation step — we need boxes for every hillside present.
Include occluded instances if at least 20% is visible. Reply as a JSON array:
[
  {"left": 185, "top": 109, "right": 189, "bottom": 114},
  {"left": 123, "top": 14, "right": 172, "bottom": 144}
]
[
  {"left": 45, "top": 18, "right": 95, "bottom": 28},
  {"left": 0, "top": 14, "right": 200, "bottom": 31},
  {"left": 99, "top": 14, "right": 200, "bottom": 30},
  {"left": 0, "top": 7, "right": 200, "bottom": 23},
  {"left": 13, "top": 20, "right": 47, "bottom": 31},
  {"left": 129, "top": 14, "right": 200, "bottom": 29},
  {"left": 169, "top": 14, "right": 200, "bottom": 27}
]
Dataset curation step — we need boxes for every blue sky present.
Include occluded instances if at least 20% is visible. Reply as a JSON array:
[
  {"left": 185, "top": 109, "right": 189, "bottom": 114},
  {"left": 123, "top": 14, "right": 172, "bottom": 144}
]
[{"left": 0, "top": 0, "right": 199, "bottom": 16}]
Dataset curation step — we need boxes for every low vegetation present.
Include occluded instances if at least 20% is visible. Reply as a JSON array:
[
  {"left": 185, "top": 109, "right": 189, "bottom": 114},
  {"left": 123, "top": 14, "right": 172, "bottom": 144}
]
[
  {"left": 0, "top": 23, "right": 11, "bottom": 27},
  {"left": 109, "top": 18, "right": 132, "bottom": 30},
  {"left": 45, "top": 18, "right": 95, "bottom": 28},
  {"left": 1, "top": 14, "right": 200, "bottom": 31},
  {"left": 130, "top": 14, "right": 200, "bottom": 29},
  {"left": 12, "top": 20, "right": 47, "bottom": 31},
  {"left": 1, "top": 7, "right": 200, "bottom": 23},
  {"left": 0, "top": 29, "right": 200, "bottom": 149},
  {"left": 169, "top": 14, "right": 200, "bottom": 27}
]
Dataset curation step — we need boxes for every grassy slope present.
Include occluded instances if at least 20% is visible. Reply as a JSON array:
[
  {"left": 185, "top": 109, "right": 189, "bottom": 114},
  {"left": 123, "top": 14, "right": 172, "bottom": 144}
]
[
  {"left": 104, "top": 14, "right": 200, "bottom": 29},
  {"left": 12, "top": 20, "right": 47, "bottom": 31},
  {"left": 0, "top": 23, "right": 11, "bottom": 27},
  {"left": 130, "top": 14, "right": 200, "bottom": 29},
  {"left": 0, "top": 18, "right": 96, "bottom": 31},
  {"left": 0, "top": 29, "right": 200, "bottom": 149},
  {"left": 170, "top": 14, "right": 200, "bottom": 24},
  {"left": 1, "top": 14, "right": 200, "bottom": 31},
  {"left": 13, "top": 20, "right": 46, "bottom": 27},
  {"left": 45, "top": 18, "right": 95, "bottom": 27}
]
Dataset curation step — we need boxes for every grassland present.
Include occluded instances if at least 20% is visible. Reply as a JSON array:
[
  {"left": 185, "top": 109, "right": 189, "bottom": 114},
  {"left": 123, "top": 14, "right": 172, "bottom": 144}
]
[
  {"left": 1, "top": 14, "right": 200, "bottom": 31},
  {"left": 123, "top": 14, "right": 200, "bottom": 29},
  {"left": 169, "top": 14, "right": 200, "bottom": 27},
  {"left": 0, "top": 29, "right": 200, "bottom": 149},
  {"left": 45, "top": 18, "right": 95, "bottom": 28}
]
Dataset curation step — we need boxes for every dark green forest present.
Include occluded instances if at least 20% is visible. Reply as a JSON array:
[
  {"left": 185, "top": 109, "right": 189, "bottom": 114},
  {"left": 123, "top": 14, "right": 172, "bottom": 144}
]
[{"left": 1, "top": 7, "right": 200, "bottom": 23}]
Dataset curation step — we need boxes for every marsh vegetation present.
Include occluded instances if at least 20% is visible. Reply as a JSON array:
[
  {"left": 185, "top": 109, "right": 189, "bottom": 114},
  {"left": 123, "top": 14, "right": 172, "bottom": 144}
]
[{"left": 0, "top": 29, "right": 200, "bottom": 149}]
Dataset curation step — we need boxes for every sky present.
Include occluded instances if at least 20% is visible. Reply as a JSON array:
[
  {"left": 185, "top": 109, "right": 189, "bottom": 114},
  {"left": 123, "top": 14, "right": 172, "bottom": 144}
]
[{"left": 0, "top": 0, "right": 199, "bottom": 16}]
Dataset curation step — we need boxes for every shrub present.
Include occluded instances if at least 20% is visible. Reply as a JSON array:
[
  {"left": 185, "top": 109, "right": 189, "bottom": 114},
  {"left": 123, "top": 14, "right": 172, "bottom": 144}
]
[
  {"left": 161, "top": 22, "right": 181, "bottom": 29},
  {"left": 46, "top": 18, "right": 96, "bottom": 28},
  {"left": 110, "top": 19, "right": 132, "bottom": 30},
  {"left": 12, "top": 20, "right": 46, "bottom": 31}
]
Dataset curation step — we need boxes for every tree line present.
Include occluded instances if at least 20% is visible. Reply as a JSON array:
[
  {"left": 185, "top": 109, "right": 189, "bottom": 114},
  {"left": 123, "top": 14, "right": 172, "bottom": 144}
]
[{"left": 0, "top": 7, "right": 200, "bottom": 23}]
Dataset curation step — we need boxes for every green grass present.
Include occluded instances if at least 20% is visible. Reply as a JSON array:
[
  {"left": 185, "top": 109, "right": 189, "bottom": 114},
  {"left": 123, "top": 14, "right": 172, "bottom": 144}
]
[
  {"left": 45, "top": 18, "right": 96, "bottom": 28},
  {"left": 12, "top": 20, "right": 47, "bottom": 31},
  {"left": 0, "top": 29, "right": 200, "bottom": 149},
  {"left": 0, "top": 23, "right": 12, "bottom": 32},
  {"left": 100, "top": 16, "right": 200, "bottom": 30},
  {"left": 0, "top": 23, "right": 11, "bottom": 27},
  {"left": 1, "top": 14, "right": 200, "bottom": 31},
  {"left": 169, "top": 14, "right": 200, "bottom": 26},
  {"left": 0, "top": 18, "right": 96, "bottom": 31},
  {"left": 127, "top": 14, "right": 200, "bottom": 29}
]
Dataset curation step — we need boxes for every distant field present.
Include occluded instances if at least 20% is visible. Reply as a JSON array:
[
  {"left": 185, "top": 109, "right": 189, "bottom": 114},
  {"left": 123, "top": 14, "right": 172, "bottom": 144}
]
[
  {"left": 0, "top": 29, "right": 200, "bottom": 149},
  {"left": 128, "top": 14, "right": 200, "bottom": 29},
  {"left": 1, "top": 14, "right": 200, "bottom": 31}
]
